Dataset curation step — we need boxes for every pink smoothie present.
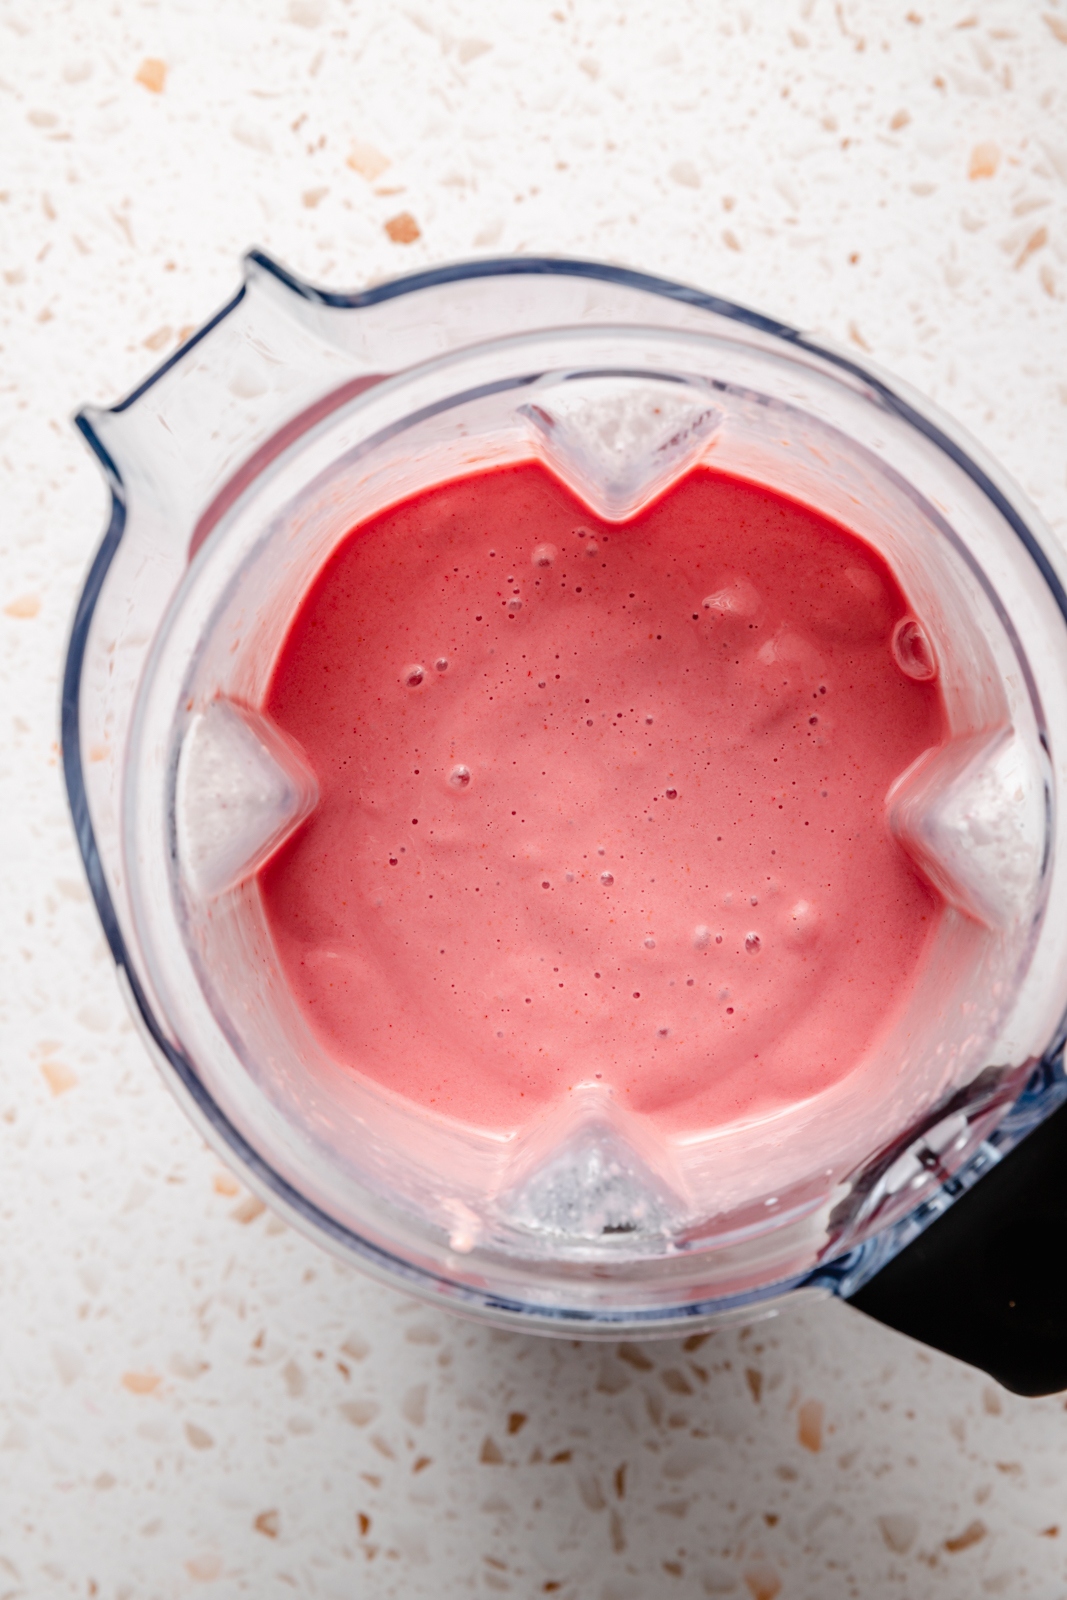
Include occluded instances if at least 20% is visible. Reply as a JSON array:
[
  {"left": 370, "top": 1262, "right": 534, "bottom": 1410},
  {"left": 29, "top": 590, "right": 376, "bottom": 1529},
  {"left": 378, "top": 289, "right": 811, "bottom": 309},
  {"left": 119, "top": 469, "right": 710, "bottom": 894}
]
[{"left": 259, "top": 463, "right": 945, "bottom": 1135}]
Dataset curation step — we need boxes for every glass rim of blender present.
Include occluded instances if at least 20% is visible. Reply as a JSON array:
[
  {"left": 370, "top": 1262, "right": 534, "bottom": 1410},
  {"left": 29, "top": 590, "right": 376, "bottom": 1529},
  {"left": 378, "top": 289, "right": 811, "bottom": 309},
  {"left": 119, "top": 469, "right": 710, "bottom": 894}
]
[
  {"left": 60, "top": 252, "right": 1067, "bottom": 1328},
  {"left": 153, "top": 327, "right": 1052, "bottom": 1154}
]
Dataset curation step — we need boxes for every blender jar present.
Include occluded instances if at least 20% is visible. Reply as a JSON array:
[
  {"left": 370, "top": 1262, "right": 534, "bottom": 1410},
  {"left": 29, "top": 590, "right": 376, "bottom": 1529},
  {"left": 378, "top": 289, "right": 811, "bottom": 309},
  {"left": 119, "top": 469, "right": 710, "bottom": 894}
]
[{"left": 63, "top": 253, "right": 1067, "bottom": 1362}]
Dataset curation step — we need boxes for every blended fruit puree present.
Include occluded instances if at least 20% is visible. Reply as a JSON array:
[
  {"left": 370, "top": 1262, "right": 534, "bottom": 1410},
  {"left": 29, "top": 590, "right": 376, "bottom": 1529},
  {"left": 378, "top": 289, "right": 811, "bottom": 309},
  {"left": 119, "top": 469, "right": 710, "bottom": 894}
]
[{"left": 259, "top": 463, "right": 945, "bottom": 1134}]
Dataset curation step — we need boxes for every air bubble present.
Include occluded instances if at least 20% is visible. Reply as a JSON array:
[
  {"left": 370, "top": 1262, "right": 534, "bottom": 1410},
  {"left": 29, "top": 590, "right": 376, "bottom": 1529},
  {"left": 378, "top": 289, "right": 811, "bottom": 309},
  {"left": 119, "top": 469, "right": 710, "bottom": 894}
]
[
  {"left": 435, "top": 657, "right": 449, "bottom": 673},
  {"left": 403, "top": 664, "right": 426, "bottom": 688},
  {"left": 693, "top": 925, "right": 710, "bottom": 949},
  {"left": 643, "top": 937, "right": 656, "bottom": 949},
  {"left": 600, "top": 871, "right": 615, "bottom": 886},
  {"left": 786, "top": 899, "right": 819, "bottom": 945},
  {"left": 448, "top": 765, "right": 472, "bottom": 789},
  {"left": 892, "top": 616, "right": 938, "bottom": 681},
  {"left": 531, "top": 543, "right": 558, "bottom": 568},
  {"left": 745, "top": 932, "right": 762, "bottom": 954},
  {"left": 702, "top": 578, "right": 761, "bottom": 619},
  {"left": 507, "top": 597, "right": 523, "bottom": 614},
  {"left": 584, "top": 538, "right": 599, "bottom": 557}
]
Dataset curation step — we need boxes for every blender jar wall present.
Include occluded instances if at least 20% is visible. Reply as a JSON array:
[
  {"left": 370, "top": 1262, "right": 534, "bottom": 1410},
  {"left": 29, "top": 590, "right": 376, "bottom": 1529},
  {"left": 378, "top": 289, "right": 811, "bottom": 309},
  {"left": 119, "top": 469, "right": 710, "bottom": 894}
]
[
  {"left": 65, "top": 256, "right": 1067, "bottom": 1332},
  {"left": 122, "top": 323, "right": 1061, "bottom": 1318}
]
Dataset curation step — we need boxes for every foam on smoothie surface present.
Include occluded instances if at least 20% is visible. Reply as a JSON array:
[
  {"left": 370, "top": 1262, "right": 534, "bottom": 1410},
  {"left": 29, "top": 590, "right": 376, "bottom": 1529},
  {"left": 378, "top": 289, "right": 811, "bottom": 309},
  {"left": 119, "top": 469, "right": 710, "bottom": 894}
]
[{"left": 259, "top": 462, "right": 946, "bottom": 1134}]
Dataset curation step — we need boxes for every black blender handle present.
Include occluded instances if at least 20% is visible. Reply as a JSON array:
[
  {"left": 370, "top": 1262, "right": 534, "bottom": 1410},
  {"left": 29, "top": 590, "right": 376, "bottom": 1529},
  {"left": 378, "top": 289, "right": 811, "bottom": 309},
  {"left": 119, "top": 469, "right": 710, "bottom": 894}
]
[{"left": 847, "top": 1095, "right": 1067, "bottom": 1396}]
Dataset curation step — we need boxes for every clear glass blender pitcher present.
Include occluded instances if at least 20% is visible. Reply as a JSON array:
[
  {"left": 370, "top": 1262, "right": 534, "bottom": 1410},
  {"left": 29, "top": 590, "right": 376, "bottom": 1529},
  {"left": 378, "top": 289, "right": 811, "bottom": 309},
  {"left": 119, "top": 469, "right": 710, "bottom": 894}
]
[{"left": 62, "top": 252, "right": 1067, "bottom": 1385}]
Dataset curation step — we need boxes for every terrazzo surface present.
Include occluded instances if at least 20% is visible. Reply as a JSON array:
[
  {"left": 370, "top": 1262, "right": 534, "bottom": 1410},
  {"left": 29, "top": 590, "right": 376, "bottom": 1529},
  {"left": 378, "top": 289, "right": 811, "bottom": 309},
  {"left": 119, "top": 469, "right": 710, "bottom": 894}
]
[{"left": 2, "top": 0, "right": 1067, "bottom": 1594}]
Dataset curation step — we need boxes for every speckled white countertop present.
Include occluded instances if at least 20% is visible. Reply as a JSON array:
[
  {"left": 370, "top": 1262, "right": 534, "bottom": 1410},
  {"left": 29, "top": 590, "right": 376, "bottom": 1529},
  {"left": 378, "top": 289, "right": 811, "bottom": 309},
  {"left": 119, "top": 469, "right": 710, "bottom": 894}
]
[{"left": 3, "top": 1, "right": 1067, "bottom": 1595}]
